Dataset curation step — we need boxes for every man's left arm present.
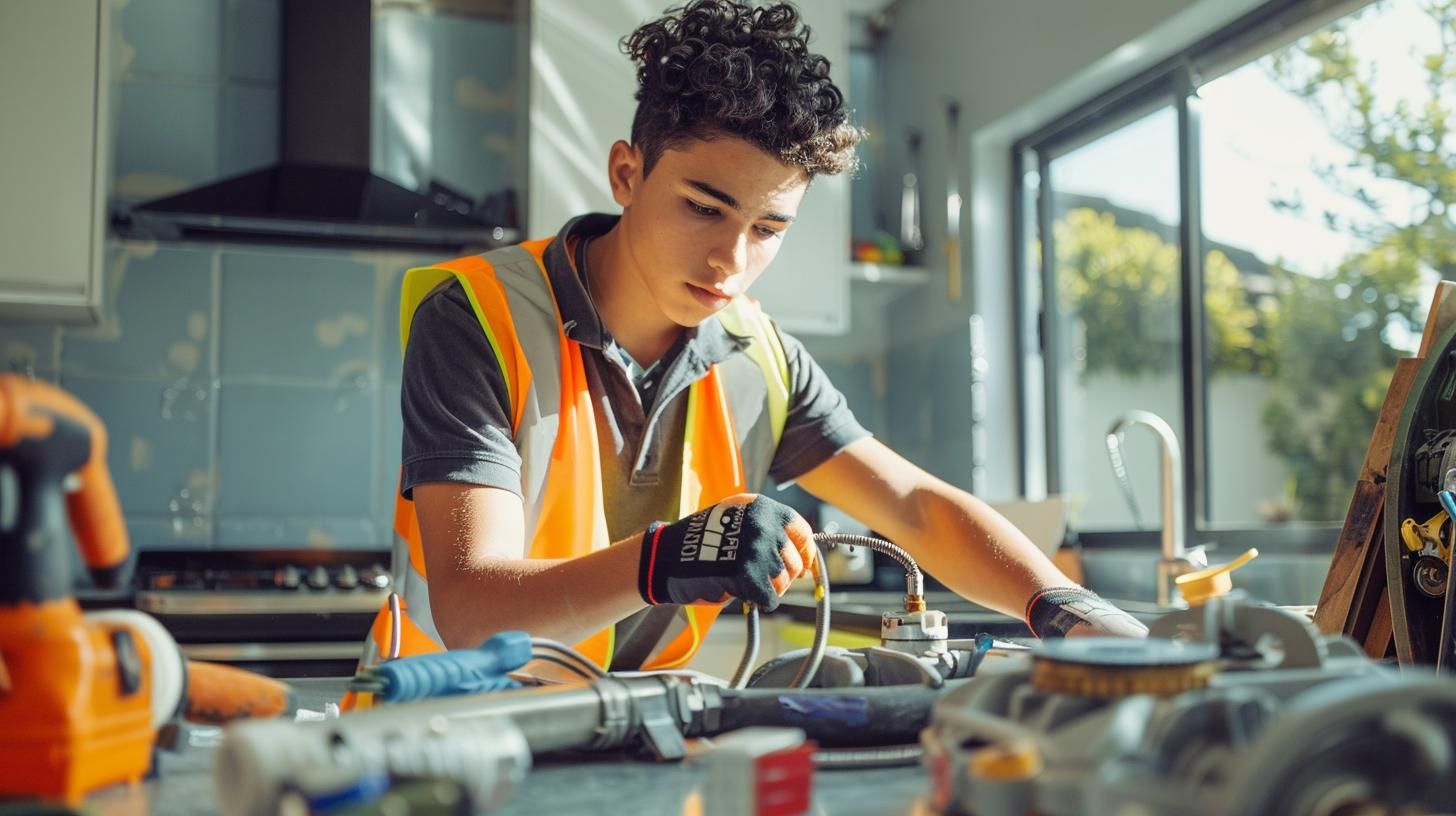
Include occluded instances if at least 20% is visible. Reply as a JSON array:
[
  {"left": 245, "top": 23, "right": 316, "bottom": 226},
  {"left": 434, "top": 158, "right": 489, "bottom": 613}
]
[{"left": 795, "top": 437, "right": 1147, "bottom": 638}]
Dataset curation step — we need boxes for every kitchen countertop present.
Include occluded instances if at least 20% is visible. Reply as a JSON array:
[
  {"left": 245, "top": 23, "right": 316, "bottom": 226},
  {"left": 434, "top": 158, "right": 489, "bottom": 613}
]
[{"left": 85, "top": 678, "right": 940, "bottom": 816}]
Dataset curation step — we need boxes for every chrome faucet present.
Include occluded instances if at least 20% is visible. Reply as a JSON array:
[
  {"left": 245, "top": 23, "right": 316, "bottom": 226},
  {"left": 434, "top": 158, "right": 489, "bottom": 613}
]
[{"left": 1105, "top": 410, "right": 1206, "bottom": 607}]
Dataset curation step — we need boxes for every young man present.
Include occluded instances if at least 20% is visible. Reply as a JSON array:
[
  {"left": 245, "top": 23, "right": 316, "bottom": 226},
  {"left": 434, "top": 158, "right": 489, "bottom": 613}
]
[{"left": 365, "top": 0, "right": 1145, "bottom": 674}]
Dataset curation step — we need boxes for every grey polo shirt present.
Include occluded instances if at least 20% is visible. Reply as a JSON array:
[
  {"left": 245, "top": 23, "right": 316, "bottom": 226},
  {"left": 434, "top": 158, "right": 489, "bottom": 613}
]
[{"left": 400, "top": 213, "right": 868, "bottom": 664}]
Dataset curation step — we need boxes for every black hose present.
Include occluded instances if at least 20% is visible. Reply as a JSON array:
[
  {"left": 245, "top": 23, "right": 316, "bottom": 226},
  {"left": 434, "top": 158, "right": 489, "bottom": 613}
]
[{"left": 711, "top": 685, "right": 939, "bottom": 747}]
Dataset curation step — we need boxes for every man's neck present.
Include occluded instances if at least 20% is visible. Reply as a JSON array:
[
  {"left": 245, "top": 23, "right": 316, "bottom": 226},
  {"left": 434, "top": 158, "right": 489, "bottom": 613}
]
[{"left": 586, "top": 224, "right": 684, "bottom": 367}]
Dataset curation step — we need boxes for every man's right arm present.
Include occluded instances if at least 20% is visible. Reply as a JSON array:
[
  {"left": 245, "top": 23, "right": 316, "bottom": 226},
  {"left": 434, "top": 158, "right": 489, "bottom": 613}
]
[
  {"left": 413, "top": 484, "right": 817, "bottom": 650},
  {"left": 412, "top": 482, "right": 648, "bottom": 650}
]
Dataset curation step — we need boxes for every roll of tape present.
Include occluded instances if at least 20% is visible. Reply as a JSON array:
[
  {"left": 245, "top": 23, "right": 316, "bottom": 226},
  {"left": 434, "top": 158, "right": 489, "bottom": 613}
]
[{"left": 86, "top": 608, "right": 185, "bottom": 728}]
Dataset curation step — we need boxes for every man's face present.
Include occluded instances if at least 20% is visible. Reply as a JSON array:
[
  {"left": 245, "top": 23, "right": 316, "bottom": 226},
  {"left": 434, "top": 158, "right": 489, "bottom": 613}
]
[{"left": 610, "top": 134, "right": 810, "bottom": 328}]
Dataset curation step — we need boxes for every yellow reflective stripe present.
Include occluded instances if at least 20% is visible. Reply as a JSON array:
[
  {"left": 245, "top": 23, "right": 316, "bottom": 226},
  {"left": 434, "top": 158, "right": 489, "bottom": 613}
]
[
  {"left": 400, "top": 266, "right": 513, "bottom": 413},
  {"left": 400, "top": 262, "right": 531, "bottom": 433}
]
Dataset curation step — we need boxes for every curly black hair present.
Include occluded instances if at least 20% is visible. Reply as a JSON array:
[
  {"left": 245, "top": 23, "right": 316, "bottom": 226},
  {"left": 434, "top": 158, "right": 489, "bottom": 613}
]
[{"left": 621, "top": 0, "right": 862, "bottom": 178}]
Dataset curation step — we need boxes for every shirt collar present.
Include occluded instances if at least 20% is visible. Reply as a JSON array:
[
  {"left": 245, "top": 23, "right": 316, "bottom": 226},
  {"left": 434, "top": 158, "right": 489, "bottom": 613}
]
[{"left": 541, "top": 213, "right": 752, "bottom": 366}]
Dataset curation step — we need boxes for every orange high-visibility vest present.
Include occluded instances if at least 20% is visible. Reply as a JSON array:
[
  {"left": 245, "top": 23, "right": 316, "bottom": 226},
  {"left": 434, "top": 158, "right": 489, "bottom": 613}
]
[{"left": 355, "top": 238, "right": 791, "bottom": 678}]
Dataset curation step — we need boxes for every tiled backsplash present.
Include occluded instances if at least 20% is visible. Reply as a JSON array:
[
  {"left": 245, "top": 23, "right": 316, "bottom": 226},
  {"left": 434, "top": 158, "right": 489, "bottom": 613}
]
[
  {"left": 111, "top": 0, "right": 282, "bottom": 205},
  {"left": 1, "top": 240, "right": 430, "bottom": 551},
  {"left": 0, "top": 0, "right": 892, "bottom": 554}
]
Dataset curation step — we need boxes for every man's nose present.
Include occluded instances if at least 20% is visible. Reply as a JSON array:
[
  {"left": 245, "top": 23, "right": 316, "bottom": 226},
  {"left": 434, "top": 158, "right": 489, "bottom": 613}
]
[{"left": 707, "top": 230, "right": 749, "bottom": 281}]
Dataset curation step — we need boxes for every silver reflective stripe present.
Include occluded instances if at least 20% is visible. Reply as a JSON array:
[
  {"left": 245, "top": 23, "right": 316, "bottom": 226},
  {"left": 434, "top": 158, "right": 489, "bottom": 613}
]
[
  {"left": 359, "top": 542, "right": 442, "bottom": 671},
  {"left": 718, "top": 353, "right": 777, "bottom": 492},
  {"left": 388, "top": 245, "right": 563, "bottom": 661},
  {"left": 397, "top": 534, "right": 444, "bottom": 647},
  {"left": 487, "top": 244, "right": 564, "bottom": 539},
  {"left": 357, "top": 628, "right": 381, "bottom": 670}
]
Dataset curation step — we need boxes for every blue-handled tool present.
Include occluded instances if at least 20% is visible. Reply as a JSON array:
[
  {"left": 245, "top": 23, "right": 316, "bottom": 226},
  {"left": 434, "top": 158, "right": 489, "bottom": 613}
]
[{"left": 351, "top": 631, "right": 533, "bottom": 704}]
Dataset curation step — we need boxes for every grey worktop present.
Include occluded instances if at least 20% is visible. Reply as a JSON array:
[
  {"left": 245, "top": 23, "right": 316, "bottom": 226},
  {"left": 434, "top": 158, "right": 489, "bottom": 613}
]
[
  {"left": 87, "top": 679, "right": 936, "bottom": 816},
  {"left": 778, "top": 590, "right": 1037, "bottom": 639}
]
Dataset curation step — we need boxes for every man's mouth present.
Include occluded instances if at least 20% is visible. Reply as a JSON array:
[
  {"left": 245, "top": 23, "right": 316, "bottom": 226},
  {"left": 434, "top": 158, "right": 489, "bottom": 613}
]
[{"left": 685, "top": 282, "right": 731, "bottom": 309}]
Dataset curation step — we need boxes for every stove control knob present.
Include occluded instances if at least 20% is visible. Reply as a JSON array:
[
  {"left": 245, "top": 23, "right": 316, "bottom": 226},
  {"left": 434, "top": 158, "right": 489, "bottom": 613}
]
[
  {"left": 274, "top": 565, "right": 302, "bottom": 590},
  {"left": 334, "top": 564, "right": 360, "bottom": 591},
  {"left": 360, "top": 563, "right": 391, "bottom": 590},
  {"left": 306, "top": 565, "right": 331, "bottom": 590}
]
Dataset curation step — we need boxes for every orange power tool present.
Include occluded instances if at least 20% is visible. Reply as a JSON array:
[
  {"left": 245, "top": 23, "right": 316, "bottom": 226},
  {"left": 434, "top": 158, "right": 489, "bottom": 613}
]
[{"left": 0, "top": 376, "right": 295, "bottom": 805}]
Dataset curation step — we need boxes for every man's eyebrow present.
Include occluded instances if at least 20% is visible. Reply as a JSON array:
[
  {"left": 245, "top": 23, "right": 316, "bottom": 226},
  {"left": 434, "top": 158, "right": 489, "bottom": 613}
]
[{"left": 687, "top": 179, "right": 796, "bottom": 224}]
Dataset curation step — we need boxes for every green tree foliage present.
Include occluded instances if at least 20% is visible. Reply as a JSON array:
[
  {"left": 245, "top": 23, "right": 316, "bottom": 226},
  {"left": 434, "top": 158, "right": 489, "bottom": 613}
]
[
  {"left": 1057, "top": 0, "right": 1451, "bottom": 521},
  {"left": 1259, "top": 238, "right": 1422, "bottom": 519},
  {"left": 1259, "top": 0, "right": 1445, "bottom": 519},
  {"left": 1054, "top": 208, "right": 1266, "bottom": 378}
]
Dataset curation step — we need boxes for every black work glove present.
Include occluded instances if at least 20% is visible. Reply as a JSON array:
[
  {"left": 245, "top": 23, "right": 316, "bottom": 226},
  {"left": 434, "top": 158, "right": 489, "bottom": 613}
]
[
  {"left": 1026, "top": 587, "right": 1149, "bottom": 639},
  {"left": 638, "top": 493, "right": 815, "bottom": 612}
]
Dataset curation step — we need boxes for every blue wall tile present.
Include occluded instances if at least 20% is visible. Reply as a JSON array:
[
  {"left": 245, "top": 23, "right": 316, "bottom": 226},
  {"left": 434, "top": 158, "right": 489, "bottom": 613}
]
[
  {"left": 60, "top": 374, "right": 216, "bottom": 540},
  {"left": 119, "top": 0, "right": 223, "bottom": 80},
  {"left": 0, "top": 324, "right": 60, "bottom": 377},
  {"left": 377, "top": 380, "right": 404, "bottom": 538},
  {"left": 432, "top": 16, "right": 518, "bottom": 202},
  {"left": 64, "top": 244, "right": 216, "bottom": 380},
  {"left": 65, "top": 243, "right": 215, "bottom": 381},
  {"left": 224, "top": 0, "right": 280, "bottom": 83},
  {"left": 220, "top": 249, "right": 378, "bottom": 382},
  {"left": 216, "top": 516, "right": 379, "bottom": 550},
  {"left": 217, "top": 382, "right": 377, "bottom": 517},
  {"left": 220, "top": 84, "right": 279, "bottom": 177},
  {"left": 127, "top": 516, "right": 214, "bottom": 551},
  {"left": 114, "top": 81, "right": 222, "bottom": 199}
]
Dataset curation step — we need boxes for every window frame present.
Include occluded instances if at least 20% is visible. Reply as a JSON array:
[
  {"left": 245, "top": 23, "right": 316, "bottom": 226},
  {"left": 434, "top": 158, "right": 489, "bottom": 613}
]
[{"left": 1012, "top": 0, "right": 1373, "bottom": 556}]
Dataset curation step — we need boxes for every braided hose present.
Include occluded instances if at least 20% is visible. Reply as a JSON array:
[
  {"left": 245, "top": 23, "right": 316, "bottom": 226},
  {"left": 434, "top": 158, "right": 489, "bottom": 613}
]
[
  {"left": 745, "top": 532, "right": 925, "bottom": 690},
  {"left": 729, "top": 603, "right": 759, "bottom": 689},
  {"left": 814, "top": 532, "right": 925, "bottom": 609}
]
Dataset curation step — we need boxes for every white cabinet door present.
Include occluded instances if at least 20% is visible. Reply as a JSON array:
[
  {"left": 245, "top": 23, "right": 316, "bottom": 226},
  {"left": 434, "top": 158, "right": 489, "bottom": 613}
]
[
  {"left": 527, "top": 0, "right": 850, "bottom": 335},
  {"left": 0, "top": 0, "right": 108, "bottom": 323}
]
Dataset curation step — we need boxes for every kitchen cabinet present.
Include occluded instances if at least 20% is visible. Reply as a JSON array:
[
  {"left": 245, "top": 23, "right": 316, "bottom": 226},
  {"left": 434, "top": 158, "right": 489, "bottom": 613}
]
[
  {"left": 0, "top": 0, "right": 109, "bottom": 323},
  {"left": 527, "top": 0, "right": 851, "bottom": 334}
]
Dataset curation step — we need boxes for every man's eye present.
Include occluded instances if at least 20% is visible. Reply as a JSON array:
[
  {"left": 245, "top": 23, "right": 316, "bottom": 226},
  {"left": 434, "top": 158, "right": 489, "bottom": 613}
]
[
  {"left": 755, "top": 225, "right": 783, "bottom": 239},
  {"left": 687, "top": 200, "right": 719, "bottom": 217}
]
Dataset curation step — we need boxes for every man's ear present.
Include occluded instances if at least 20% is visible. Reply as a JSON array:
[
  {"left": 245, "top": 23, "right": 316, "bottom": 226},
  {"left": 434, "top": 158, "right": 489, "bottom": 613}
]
[{"left": 607, "top": 140, "right": 643, "bottom": 208}]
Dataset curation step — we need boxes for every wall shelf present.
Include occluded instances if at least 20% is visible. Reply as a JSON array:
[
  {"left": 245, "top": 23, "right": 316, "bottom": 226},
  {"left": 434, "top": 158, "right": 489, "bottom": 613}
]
[{"left": 849, "top": 262, "right": 930, "bottom": 285}]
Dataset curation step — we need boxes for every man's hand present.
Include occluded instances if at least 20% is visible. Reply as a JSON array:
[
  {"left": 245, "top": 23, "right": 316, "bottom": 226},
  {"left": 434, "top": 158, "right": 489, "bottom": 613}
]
[
  {"left": 638, "top": 493, "right": 815, "bottom": 611},
  {"left": 1025, "top": 587, "right": 1149, "bottom": 639}
]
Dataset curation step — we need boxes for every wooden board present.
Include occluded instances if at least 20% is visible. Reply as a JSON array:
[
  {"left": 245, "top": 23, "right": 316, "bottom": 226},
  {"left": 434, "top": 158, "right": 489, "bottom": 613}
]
[
  {"left": 1314, "top": 479, "right": 1384, "bottom": 635},
  {"left": 1314, "top": 357, "right": 1422, "bottom": 641},
  {"left": 1306, "top": 282, "right": 1454, "bottom": 660}
]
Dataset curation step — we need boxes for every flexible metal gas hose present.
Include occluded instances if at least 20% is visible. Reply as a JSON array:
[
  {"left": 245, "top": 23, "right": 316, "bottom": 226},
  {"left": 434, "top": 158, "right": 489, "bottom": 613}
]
[
  {"left": 815, "top": 533, "right": 924, "bottom": 608},
  {"left": 729, "top": 603, "right": 760, "bottom": 689},
  {"left": 812, "top": 745, "right": 923, "bottom": 769},
  {"left": 739, "top": 532, "right": 925, "bottom": 690},
  {"left": 731, "top": 536, "right": 828, "bottom": 689}
]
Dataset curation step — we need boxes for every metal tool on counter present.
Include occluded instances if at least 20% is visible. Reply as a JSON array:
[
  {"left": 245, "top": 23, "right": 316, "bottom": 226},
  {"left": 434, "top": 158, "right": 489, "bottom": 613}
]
[
  {"left": 215, "top": 531, "right": 984, "bottom": 814},
  {"left": 922, "top": 590, "right": 1456, "bottom": 816},
  {"left": 218, "top": 669, "right": 939, "bottom": 816},
  {"left": 0, "top": 375, "right": 301, "bottom": 805}
]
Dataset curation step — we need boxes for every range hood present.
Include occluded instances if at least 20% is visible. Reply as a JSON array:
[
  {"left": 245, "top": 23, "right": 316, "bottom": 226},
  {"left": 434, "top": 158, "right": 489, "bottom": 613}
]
[{"left": 118, "top": 0, "right": 518, "bottom": 253}]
